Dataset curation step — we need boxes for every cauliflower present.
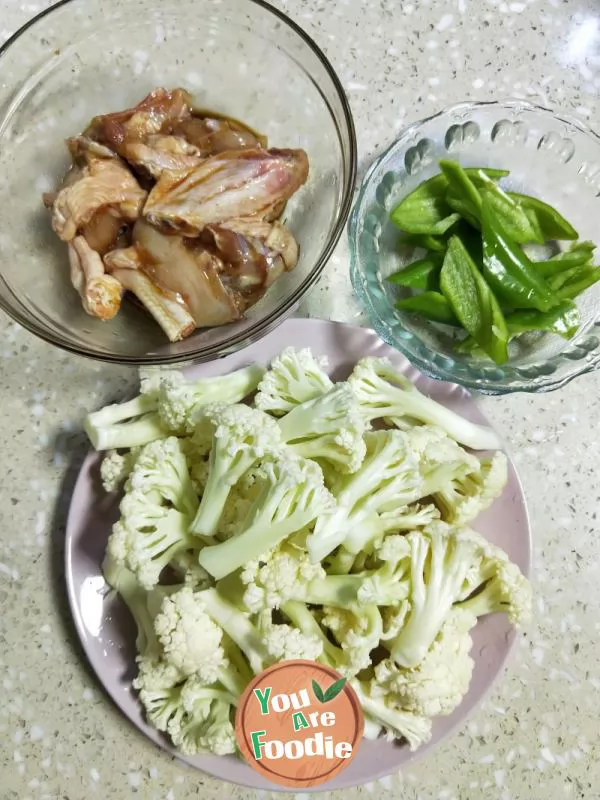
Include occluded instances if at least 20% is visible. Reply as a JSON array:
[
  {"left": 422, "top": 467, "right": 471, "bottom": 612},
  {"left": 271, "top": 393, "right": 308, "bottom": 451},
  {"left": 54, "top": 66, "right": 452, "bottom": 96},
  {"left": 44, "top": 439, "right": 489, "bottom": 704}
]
[
  {"left": 351, "top": 680, "right": 432, "bottom": 751},
  {"left": 174, "top": 679, "right": 237, "bottom": 756},
  {"left": 138, "top": 683, "right": 185, "bottom": 733},
  {"left": 257, "top": 611, "right": 324, "bottom": 663},
  {"left": 100, "top": 448, "right": 140, "bottom": 493},
  {"left": 93, "top": 346, "right": 531, "bottom": 760},
  {"left": 84, "top": 368, "right": 180, "bottom": 451},
  {"left": 307, "top": 430, "right": 422, "bottom": 563},
  {"left": 157, "top": 363, "right": 264, "bottom": 435},
  {"left": 375, "top": 607, "right": 477, "bottom": 717},
  {"left": 457, "top": 530, "right": 532, "bottom": 625},
  {"left": 321, "top": 605, "right": 383, "bottom": 676},
  {"left": 169, "top": 551, "right": 214, "bottom": 589},
  {"left": 280, "top": 600, "right": 366, "bottom": 678},
  {"left": 349, "top": 357, "right": 501, "bottom": 450},
  {"left": 129, "top": 437, "right": 199, "bottom": 518},
  {"left": 199, "top": 456, "right": 334, "bottom": 580},
  {"left": 433, "top": 451, "right": 508, "bottom": 526},
  {"left": 190, "top": 404, "right": 281, "bottom": 538},
  {"left": 134, "top": 656, "right": 183, "bottom": 694},
  {"left": 388, "top": 525, "right": 480, "bottom": 668},
  {"left": 254, "top": 347, "right": 333, "bottom": 415},
  {"left": 277, "top": 383, "right": 367, "bottom": 474},
  {"left": 102, "top": 552, "right": 167, "bottom": 659},
  {"left": 107, "top": 491, "right": 196, "bottom": 590},
  {"left": 240, "top": 540, "right": 409, "bottom": 613},
  {"left": 153, "top": 587, "right": 228, "bottom": 681}
]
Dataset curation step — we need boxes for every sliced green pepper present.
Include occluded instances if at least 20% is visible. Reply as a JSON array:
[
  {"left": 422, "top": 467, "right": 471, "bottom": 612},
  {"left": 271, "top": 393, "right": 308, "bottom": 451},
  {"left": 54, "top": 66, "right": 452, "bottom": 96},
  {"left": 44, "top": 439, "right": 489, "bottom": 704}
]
[
  {"left": 440, "top": 235, "right": 509, "bottom": 364},
  {"left": 555, "top": 267, "right": 600, "bottom": 300},
  {"left": 481, "top": 193, "right": 558, "bottom": 312},
  {"left": 402, "top": 232, "right": 448, "bottom": 252},
  {"left": 506, "top": 301, "right": 580, "bottom": 339},
  {"left": 454, "top": 336, "right": 488, "bottom": 357},
  {"left": 473, "top": 171, "right": 544, "bottom": 244},
  {"left": 387, "top": 254, "right": 443, "bottom": 289},
  {"left": 390, "top": 166, "right": 508, "bottom": 235},
  {"left": 453, "top": 221, "right": 483, "bottom": 265},
  {"left": 390, "top": 173, "right": 458, "bottom": 234},
  {"left": 439, "top": 160, "right": 482, "bottom": 227},
  {"left": 508, "top": 192, "right": 579, "bottom": 241},
  {"left": 395, "top": 291, "right": 459, "bottom": 325},
  {"left": 547, "top": 263, "right": 592, "bottom": 292},
  {"left": 536, "top": 241, "right": 596, "bottom": 278}
]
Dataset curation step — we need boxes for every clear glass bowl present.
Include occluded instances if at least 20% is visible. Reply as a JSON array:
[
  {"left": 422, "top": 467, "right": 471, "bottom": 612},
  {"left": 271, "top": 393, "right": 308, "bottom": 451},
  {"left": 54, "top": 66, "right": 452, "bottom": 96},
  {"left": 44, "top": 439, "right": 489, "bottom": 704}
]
[
  {"left": 0, "top": 0, "right": 356, "bottom": 364},
  {"left": 349, "top": 99, "right": 600, "bottom": 394}
]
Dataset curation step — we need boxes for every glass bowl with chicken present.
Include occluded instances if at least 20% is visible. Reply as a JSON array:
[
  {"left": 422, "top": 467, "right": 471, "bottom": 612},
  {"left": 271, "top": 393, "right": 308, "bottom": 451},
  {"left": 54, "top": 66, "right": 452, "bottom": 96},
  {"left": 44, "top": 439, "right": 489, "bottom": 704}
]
[{"left": 0, "top": 0, "right": 356, "bottom": 364}]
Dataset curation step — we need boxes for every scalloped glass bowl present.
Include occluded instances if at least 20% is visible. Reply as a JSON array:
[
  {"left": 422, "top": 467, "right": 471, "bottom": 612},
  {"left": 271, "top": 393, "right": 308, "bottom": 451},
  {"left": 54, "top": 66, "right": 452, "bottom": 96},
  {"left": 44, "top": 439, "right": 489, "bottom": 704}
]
[
  {"left": 0, "top": 0, "right": 356, "bottom": 364},
  {"left": 349, "top": 100, "right": 600, "bottom": 394}
]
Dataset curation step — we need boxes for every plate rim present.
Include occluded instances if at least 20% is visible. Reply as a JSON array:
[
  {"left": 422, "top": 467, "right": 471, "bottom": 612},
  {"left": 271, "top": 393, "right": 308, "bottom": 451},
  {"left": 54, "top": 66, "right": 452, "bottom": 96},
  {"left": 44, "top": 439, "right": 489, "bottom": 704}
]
[{"left": 64, "top": 316, "right": 532, "bottom": 793}]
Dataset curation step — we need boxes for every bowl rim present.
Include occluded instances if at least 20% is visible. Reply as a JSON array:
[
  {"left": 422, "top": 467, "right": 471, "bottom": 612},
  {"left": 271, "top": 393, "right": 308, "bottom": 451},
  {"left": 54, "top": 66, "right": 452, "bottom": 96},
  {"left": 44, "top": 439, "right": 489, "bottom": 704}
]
[
  {"left": 0, "top": 0, "right": 358, "bottom": 365},
  {"left": 348, "top": 97, "right": 600, "bottom": 395}
]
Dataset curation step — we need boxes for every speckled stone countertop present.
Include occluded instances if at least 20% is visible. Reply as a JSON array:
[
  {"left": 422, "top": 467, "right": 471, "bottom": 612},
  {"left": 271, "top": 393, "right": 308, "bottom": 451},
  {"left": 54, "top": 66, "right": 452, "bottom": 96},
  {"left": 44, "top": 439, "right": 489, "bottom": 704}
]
[{"left": 1, "top": 1, "right": 600, "bottom": 798}]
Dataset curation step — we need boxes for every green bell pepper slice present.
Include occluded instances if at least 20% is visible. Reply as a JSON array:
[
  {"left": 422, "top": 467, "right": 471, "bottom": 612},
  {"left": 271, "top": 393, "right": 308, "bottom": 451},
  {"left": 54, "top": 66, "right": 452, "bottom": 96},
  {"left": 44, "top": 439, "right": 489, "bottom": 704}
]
[
  {"left": 387, "top": 254, "right": 443, "bottom": 290},
  {"left": 505, "top": 301, "right": 580, "bottom": 339},
  {"left": 555, "top": 267, "right": 600, "bottom": 301},
  {"left": 481, "top": 193, "right": 558, "bottom": 312},
  {"left": 536, "top": 241, "right": 596, "bottom": 278},
  {"left": 440, "top": 235, "right": 509, "bottom": 364},
  {"left": 390, "top": 166, "right": 508, "bottom": 235},
  {"left": 395, "top": 291, "right": 460, "bottom": 325},
  {"left": 401, "top": 232, "right": 448, "bottom": 252},
  {"left": 439, "top": 160, "right": 483, "bottom": 227},
  {"left": 507, "top": 192, "right": 579, "bottom": 241}
]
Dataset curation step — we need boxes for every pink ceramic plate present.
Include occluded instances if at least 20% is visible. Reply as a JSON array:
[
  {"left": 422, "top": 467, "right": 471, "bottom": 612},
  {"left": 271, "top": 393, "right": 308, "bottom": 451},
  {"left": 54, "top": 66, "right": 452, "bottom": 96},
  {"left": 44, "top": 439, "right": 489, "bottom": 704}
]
[{"left": 65, "top": 318, "right": 531, "bottom": 793}]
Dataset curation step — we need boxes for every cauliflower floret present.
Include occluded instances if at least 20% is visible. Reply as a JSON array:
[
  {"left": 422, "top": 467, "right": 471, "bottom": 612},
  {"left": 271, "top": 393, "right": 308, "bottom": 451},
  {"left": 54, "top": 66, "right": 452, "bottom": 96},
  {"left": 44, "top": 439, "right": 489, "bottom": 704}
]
[
  {"left": 100, "top": 447, "right": 140, "bottom": 493},
  {"left": 153, "top": 587, "right": 227, "bottom": 681},
  {"left": 351, "top": 680, "right": 432, "bottom": 751},
  {"left": 277, "top": 383, "right": 367, "bottom": 474},
  {"left": 199, "top": 456, "right": 334, "bottom": 581},
  {"left": 388, "top": 525, "right": 480, "bottom": 668},
  {"left": 157, "top": 364, "right": 264, "bottom": 434},
  {"left": 458, "top": 530, "right": 532, "bottom": 625},
  {"left": 375, "top": 607, "right": 477, "bottom": 717},
  {"left": 257, "top": 611, "right": 324, "bottom": 663},
  {"left": 254, "top": 347, "right": 333, "bottom": 416},
  {"left": 321, "top": 605, "right": 383, "bottom": 677},
  {"left": 189, "top": 403, "right": 282, "bottom": 538},
  {"left": 348, "top": 356, "right": 501, "bottom": 450}
]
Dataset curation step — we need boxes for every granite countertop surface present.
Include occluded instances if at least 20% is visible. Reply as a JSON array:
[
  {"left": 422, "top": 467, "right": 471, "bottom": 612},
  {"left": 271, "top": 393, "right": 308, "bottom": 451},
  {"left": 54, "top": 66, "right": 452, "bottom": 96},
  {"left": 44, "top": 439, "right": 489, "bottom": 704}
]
[{"left": 1, "top": 0, "right": 600, "bottom": 798}]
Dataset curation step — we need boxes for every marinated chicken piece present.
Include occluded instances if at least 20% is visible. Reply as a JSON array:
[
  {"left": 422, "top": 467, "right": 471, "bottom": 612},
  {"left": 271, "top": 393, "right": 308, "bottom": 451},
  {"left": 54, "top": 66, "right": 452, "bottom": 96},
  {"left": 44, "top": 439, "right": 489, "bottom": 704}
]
[
  {"left": 80, "top": 209, "right": 131, "bottom": 255},
  {"left": 51, "top": 157, "right": 147, "bottom": 242},
  {"left": 66, "top": 136, "right": 117, "bottom": 162},
  {"left": 107, "top": 261, "right": 196, "bottom": 343},
  {"left": 200, "top": 224, "right": 285, "bottom": 295},
  {"left": 143, "top": 148, "right": 309, "bottom": 235},
  {"left": 121, "top": 135, "right": 202, "bottom": 179},
  {"left": 84, "top": 88, "right": 193, "bottom": 156},
  {"left": 114, "top": 220, "right": 242, "bottom": 326},
  {"left": 220, "top": 218, "right": 299, "bottom": 271},
  {"left": 197, "top": 218, "right": 299, "bottom": 301},
  {"left": 68, "top": 236, "right": 123, "bottom": 320},
  {"left": 173, "top": 113, "right": 267, "bottom": 155}
]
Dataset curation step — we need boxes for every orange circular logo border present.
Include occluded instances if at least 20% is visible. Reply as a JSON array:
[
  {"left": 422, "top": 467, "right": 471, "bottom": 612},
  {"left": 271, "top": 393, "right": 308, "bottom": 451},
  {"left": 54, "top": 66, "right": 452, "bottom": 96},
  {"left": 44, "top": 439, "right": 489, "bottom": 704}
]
[{"left": 235, "top": 659, "right": 364, "bottom": 788}]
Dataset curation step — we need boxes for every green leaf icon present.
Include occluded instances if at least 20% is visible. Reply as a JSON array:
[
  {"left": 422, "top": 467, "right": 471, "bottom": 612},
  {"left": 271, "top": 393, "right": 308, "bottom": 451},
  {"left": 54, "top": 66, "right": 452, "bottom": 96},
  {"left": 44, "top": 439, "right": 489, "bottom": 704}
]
[
  {"left": 323, "top": 677, "right": 347, "bottom": 702},
  {"left": 312, "top": 679, "right": 325, "bottom": 703},
  {"left": 312, "top": 677, "right": 346, "bottom": 703}
]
